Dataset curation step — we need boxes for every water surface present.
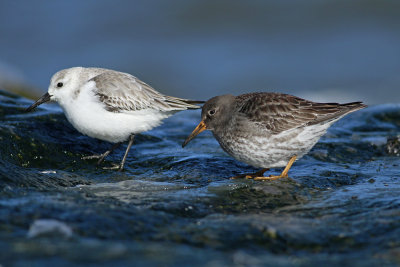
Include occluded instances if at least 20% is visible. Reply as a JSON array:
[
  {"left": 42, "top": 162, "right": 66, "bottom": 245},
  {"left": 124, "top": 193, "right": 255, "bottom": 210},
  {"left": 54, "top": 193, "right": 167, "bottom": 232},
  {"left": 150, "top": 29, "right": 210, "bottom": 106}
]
[{"left": 1, "top": 90, "right": 400, "bottom": 266}]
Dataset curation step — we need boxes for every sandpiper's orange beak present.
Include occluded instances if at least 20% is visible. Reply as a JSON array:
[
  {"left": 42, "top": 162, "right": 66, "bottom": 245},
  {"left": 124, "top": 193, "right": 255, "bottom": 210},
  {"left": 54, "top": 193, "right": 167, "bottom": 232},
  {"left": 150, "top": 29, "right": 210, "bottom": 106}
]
[{"left": 182, "top": 120, "right": 207, "bottom": 148}]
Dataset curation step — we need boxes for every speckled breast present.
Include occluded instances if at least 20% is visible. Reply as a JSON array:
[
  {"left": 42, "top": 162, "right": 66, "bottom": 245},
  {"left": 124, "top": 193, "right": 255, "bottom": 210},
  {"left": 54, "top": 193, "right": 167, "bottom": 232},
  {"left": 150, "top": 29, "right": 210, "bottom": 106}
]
[{"left": 213, "top": 121, "right": 331, "bottom": 169}]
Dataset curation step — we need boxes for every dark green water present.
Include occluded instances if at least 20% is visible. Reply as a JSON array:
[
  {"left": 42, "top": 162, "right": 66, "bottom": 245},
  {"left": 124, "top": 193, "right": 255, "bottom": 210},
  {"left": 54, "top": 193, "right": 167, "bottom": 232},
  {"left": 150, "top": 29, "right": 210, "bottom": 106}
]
[{"left": 1, "top": 89, "right": 400, "bottom": 266}]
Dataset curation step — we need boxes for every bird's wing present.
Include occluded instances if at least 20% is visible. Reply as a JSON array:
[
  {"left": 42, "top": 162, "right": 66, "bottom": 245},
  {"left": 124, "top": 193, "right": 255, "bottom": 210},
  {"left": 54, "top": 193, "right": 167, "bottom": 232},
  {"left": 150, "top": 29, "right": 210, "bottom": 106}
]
[
  {"left": 236, "top": 93, "right": 363, "bottom": 134},
  {"left": 91, "top": 71, "right": 200, "bottom": 112}
]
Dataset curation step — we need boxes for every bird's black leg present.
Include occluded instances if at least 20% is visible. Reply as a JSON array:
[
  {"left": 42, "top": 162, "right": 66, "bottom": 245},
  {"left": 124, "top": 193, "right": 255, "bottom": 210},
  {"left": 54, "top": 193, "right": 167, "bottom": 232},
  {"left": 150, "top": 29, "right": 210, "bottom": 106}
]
[
  {"left": 82, "top": 142, "right": 122, "bottom": 164},
  {"left": 117, "top": 134, "right": 135, "bottom": 171},
  {"left": 103, "top": 134, "right": 135, "bottom": 171},
  {"left": 96, "top": 142, "right": 122, "bottom": 165},
  {"left": 118, "top": 134, "right": 135, "bottom": 171}
]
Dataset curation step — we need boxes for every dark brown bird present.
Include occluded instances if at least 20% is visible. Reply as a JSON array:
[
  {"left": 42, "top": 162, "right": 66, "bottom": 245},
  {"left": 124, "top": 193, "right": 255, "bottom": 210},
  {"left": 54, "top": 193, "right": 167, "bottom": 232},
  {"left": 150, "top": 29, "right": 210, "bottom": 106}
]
[{"left": 182, "top": 92, "right": 366, "bottom": 180}]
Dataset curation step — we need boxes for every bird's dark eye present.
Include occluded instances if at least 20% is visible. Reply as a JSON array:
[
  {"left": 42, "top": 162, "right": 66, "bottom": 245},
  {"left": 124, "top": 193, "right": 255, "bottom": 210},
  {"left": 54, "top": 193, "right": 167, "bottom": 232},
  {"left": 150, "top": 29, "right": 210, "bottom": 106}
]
[
  {"left": 56, "top": 82, "right": 63, "bottom": 88},
  {"left": 208, "top": 109, "right": 216, "bottom": 116}
]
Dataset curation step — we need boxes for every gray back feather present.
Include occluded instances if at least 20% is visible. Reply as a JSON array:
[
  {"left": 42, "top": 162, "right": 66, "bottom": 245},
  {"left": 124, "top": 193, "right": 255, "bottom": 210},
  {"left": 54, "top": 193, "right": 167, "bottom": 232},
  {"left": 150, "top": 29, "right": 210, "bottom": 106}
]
[{"left": 91, "top": 70, "right": 201, "bottom": 112}]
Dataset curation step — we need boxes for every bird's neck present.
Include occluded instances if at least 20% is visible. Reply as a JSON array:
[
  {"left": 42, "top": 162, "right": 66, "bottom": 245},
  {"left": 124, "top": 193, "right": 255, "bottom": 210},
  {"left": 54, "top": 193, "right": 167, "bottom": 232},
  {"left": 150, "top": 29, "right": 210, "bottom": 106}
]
[{"left": 213, "top": 112, "right": 236, "bottom": 136}]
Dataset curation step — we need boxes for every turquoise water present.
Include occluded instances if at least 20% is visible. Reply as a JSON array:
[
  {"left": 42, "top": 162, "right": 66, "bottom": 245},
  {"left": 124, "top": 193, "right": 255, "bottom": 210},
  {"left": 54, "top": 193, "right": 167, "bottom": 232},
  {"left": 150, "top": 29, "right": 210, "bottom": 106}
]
[{"left": 1, "top": 90, "right": 400, "bottom": 266}]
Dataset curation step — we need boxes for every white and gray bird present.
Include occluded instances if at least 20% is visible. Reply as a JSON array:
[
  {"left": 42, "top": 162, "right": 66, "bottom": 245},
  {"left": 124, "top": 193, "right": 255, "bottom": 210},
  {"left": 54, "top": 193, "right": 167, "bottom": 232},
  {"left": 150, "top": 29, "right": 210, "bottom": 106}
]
[{"left": 26, "top": 67, "right": 203, "bottom": 170}]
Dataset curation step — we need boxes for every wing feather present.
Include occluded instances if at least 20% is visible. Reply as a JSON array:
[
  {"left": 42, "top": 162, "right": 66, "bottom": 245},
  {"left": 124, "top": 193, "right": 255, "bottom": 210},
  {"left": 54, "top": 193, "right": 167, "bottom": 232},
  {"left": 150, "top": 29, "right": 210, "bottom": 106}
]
[
  {"left": 237, "top": 93, "right": 366, "bottom": 134},
  {"left": 92, "top": 71, "right": 201, "bottom": 112}
]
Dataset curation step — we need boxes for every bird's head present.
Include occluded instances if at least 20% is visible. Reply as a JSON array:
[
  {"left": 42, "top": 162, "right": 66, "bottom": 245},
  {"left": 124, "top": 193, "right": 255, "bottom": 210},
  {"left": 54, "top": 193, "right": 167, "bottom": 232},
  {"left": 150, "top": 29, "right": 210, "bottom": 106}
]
[
  {"left": 25, "top": 67, "right": 85, "bottom": 111},
  {"left": 182, "top": 94, "right": 235, "bottom": 148}
]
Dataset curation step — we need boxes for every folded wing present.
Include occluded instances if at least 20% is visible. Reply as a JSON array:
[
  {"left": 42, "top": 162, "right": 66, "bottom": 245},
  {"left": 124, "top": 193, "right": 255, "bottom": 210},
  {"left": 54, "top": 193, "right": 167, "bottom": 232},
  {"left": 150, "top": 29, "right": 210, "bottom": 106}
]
[
  {"left": 92, "top": 71, "right": 201, "bottom": 112},
  {"left": 237, "top": 92, "right": 366, "bottom": 134}
]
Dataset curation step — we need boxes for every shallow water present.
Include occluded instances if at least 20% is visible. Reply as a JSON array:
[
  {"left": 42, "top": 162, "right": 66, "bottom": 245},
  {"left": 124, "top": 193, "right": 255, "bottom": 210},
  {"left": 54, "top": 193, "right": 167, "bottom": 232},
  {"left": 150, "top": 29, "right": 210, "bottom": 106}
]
[{"left": 1, "top": 89, "right": 400, "bottom": 266}]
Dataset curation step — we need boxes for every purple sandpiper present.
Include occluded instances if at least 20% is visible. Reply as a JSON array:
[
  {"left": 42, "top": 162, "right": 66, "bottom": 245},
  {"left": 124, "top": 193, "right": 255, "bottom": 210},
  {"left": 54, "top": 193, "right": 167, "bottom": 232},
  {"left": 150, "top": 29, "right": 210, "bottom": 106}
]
[{"left": 182, "top": 92, "right": 366, "bottom": 180}]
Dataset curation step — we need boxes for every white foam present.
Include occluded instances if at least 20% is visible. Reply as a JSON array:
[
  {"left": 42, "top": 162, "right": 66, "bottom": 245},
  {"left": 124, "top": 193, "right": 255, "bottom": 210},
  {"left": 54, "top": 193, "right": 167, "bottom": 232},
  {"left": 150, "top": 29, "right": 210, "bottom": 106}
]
[{"left": 27, "top": 219, "right": 73, "bottom": 238}]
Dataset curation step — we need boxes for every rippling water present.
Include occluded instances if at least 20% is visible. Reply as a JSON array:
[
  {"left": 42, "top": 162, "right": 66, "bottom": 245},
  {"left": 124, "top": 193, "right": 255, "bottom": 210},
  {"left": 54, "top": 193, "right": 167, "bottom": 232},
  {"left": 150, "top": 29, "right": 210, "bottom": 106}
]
[{"left": 0, "top": 90, "right": 400, "bottom": 266}]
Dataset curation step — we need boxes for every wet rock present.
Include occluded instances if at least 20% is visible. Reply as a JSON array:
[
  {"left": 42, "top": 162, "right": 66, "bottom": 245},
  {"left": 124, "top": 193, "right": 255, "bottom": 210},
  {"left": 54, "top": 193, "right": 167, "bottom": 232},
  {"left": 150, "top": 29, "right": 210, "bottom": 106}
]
[{"left": 385, "top": 136, "right": 400, "bottom": 156}]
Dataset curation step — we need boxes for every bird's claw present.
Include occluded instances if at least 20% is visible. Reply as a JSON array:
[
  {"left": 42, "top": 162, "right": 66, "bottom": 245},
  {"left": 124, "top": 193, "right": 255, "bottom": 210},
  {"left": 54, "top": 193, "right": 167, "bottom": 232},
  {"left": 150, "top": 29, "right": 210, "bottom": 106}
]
[
  {"left": 103, "top": 164, "right": 124, "bottom": 171},
  {"left": 82, "top": 154, "right": 103, "bottom": 160}
]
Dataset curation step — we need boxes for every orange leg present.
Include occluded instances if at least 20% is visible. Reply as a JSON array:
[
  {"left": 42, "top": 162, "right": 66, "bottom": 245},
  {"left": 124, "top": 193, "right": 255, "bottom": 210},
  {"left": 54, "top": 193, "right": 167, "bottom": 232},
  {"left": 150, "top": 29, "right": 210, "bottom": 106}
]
[
  {"left": 230, "top": 155, "right": 297, "bottom": 181},
  {"left": 253, "top": 155, "right": 297, "bottom": 181}
]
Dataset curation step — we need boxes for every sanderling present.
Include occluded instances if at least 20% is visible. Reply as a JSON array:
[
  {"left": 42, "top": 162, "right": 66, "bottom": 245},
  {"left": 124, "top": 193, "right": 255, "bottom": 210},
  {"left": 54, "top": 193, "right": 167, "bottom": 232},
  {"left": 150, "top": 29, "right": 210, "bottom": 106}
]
[
  {"left": 183, "top": 92, "right": 366, "bottom": 180},
  {"left": 26, "top": 67, "right": 203, "bottom": 170}
]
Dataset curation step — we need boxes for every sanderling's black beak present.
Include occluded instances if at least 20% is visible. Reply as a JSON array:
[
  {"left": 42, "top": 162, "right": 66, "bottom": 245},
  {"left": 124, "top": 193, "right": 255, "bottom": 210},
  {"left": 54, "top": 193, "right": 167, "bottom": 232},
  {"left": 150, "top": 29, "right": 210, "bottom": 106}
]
[
  {"left": 182, "top": 120, "right": 207, "bottom": 148},
  {"left": 25, "top": 92, "right": 52, "bottom": 112}
]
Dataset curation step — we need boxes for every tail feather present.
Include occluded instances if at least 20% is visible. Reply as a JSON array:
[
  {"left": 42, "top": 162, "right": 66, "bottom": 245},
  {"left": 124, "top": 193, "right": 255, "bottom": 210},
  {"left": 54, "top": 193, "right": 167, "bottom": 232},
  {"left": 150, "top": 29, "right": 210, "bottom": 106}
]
[
  {"left": 164, "top": 95, "right": 205, "bottom": 110},
  {"left": 183, "top": 99, "right": 206, "bottom": 105},
  {"left": 307, "top": 101, "right": 367, "bottom": 126},
  {"left": 340, "top": 101, "right": 367, "bottom": 111}
]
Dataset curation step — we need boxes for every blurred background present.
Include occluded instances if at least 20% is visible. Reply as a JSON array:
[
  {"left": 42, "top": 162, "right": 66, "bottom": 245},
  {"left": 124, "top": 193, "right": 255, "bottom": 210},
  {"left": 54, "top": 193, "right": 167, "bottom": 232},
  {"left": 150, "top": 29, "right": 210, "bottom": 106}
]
[{"left": 0, "top": 0, "right": 399, "bottom": 104}]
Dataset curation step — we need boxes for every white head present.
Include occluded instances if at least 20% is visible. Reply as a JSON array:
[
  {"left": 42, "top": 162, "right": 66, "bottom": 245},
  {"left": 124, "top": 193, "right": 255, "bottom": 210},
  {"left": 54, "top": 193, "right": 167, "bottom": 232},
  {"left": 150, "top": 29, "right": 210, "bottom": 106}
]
[
  {"left": 25, "top": 67, "right": 106, "bottom": 111},
  {"left": 47, "top": 67, "right": 84, "bottom": 102}
]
